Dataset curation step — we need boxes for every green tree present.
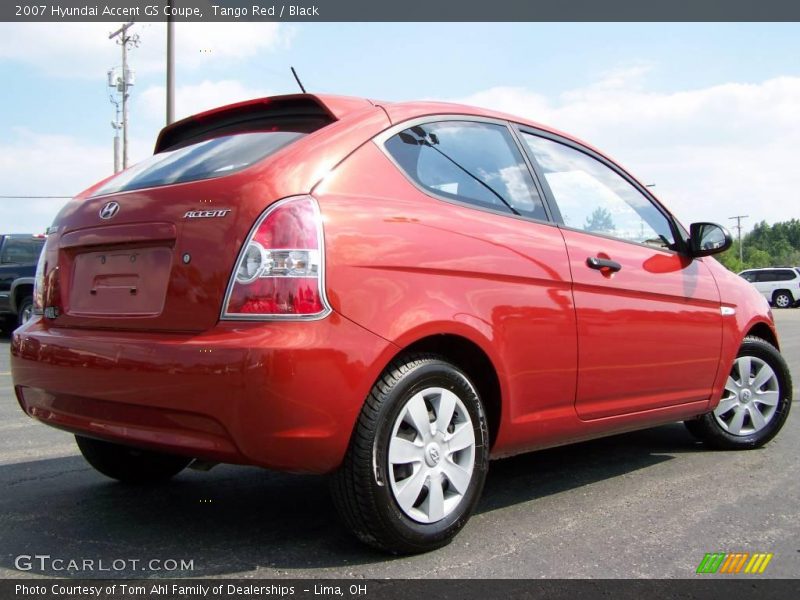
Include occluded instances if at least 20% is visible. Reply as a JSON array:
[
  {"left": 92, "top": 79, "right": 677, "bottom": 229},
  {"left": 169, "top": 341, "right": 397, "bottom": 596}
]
[
  {"left": 746, "top": 248, "right": 772, "bottom": 268},
  {"left": 716, "top": 241, "right": 744, "bottom": 272},
  {"left": 584, "top": 207, "right": 615, "bottom": 233},
  {"left": 714, "top": 218, "right": 800, "bottom": 272}
]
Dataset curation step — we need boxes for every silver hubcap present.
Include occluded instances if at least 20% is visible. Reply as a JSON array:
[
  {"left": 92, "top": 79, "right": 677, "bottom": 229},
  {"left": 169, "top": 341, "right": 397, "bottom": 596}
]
[
  {"left": 714, "top": 356, "right": 779, "bottom": 436},
  {"left": 387, "top": 387, "right": 475, "bottom": 524},
  {"left": 20, "top": 306, "right": 32, "bottom": 324},
  {"left": 775, "top": 295, "right": 790, "bottom": 308}
]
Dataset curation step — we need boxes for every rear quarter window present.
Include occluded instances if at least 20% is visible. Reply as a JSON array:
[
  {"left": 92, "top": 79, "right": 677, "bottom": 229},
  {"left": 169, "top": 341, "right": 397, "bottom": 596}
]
[
  {"left": 756, "top": 270, "right": 792, "bottom": 282},
  {"left": 383, "top": 120, "right": 547, "bottom": 220},
  {"left": 775, "top": 270, "right": 798, "bottom": 281},
  {"left": 92, "top": 131, "right": 305, "bottom": 197}
]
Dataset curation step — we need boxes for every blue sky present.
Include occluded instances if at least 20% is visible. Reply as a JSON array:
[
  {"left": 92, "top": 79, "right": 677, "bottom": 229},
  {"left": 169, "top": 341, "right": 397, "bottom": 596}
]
[{"left": 1, "top": 22, "right": 799, "bottom": 232}]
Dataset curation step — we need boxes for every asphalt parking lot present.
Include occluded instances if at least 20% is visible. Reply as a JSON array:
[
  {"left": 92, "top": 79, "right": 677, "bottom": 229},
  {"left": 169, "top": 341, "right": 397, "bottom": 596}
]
[{"left": 1, "top": 311, "right": 798, "bottom": 579}]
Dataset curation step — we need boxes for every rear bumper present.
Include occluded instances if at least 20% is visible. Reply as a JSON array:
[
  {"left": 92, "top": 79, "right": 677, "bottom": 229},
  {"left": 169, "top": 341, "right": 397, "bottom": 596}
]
[{"left": 10, "top": 314, "right": 395, "bottom": 473}]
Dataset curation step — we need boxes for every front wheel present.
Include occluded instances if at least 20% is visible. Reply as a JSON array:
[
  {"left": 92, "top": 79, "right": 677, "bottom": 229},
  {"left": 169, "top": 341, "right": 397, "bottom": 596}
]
[
  {"left": 330, "top": 354, "right": 489, "bottom": 554},
  {"left": 685, "top": 337, "right": 792, "bottom": 449},
  {"left": 76, "top": 435, "right": 192, "bottom": 483}
]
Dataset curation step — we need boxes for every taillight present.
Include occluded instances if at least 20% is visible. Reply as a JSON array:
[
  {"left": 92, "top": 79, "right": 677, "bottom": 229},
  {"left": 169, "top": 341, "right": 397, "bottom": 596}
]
[
  {"left": 32, "top": 245, "right": 46, "bottom": 316},
  {"left": 221, "top": 196, "right": 330, "bottom": 320}
]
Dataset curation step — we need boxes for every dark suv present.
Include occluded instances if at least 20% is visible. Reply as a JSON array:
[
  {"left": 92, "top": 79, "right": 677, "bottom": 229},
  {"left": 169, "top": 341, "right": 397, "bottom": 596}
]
[{"left": 0, "top": 234, "right": 46, "bottom": 330}]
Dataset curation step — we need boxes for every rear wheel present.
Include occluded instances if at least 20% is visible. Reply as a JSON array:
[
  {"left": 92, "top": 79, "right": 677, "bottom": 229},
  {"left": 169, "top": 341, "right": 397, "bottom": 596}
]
[
  {"left": 772, "top": 291, "right": 793, "bottom": 309},
  {"left": 331, "top": 354, "right": 489, "bottom": 554},
  {"left": 684, "top": 337, "right": 792, "bottom": 449},
  {"left": 75, "top": 435, "right": 192, "bottom": 483},
  {"left": 1, "top": 315, "right": 15, "bottom": 334},
  {"left": 16, "top": 295, "right": 33, "bottom": 328}
]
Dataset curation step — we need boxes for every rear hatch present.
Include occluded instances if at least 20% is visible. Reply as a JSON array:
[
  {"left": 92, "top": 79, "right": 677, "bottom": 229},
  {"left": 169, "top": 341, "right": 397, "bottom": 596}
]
[{"left": 45, "top": 95, "right": 354, "bottom": 333}]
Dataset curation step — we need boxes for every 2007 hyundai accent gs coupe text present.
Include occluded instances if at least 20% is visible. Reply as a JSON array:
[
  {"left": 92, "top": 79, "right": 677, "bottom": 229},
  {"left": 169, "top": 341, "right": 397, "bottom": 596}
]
[{"left": 10, "top": 94, "right": 793, "bottom": 553}]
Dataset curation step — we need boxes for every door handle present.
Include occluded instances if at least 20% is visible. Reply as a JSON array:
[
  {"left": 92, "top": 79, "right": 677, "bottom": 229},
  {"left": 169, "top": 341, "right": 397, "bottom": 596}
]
[{"left": 586, "top": 257, "right": 622, "bottom": 272}]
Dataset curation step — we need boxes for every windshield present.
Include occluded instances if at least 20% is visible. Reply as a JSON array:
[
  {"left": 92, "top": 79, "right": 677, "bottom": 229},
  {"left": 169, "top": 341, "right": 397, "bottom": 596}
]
[{"left": 92, "top": 131, "right": 305, "bottom": 196}]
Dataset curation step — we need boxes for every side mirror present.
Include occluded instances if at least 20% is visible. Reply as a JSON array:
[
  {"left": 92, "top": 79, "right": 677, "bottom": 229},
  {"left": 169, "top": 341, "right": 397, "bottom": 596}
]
[{"left": 689, "top": 222, "right": 733, "bottom": 257}]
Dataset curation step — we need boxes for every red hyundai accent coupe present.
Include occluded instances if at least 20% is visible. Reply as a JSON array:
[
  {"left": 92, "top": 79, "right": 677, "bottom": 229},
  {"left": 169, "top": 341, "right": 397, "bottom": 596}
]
[{"left": 10, "top": 94, "right": 792, "bottom": 553}]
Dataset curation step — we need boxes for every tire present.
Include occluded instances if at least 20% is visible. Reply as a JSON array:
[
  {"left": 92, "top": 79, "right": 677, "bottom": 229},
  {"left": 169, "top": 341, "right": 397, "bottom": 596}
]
[
  {"left": 16, "top": 295, "right": 33, "bottom": 328},
  {"left": 330, "top": 354, "right": 489, "bottom": 554},
  {"left": 1, "top": 315, "right": 15, "bottom": 334},
  {"left": 75, "top": 435, "right": 192, "bottom": 483},
  {"left": 772, "top": 291, "right": 793, "bottom": 309},
  {"left": 684, "top": 336, "right": 792, "bottom": 449}
]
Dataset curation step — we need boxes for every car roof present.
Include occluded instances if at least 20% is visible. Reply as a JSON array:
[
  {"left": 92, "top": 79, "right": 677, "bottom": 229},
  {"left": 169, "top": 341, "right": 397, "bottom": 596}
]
[
  {"left": 149, "top": 93, "right": 668, "bottom": 216},
  {"left": 160, "top": 93, "right": 608, "bottom": 162},
  {"left": 157, "top": 93, "right": 645, "bottom": 191},
  {"left": 381, "top": 100, "right": 581, "bottom": 141},
  {"left": 363, "top": 96, "right": 611, "bottom": 160},
  {"left": 355, "top": 96, "right": 660, "bottom": 209}
]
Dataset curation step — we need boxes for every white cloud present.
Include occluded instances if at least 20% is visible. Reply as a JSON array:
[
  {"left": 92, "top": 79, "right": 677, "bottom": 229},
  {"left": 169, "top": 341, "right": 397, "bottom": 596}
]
[
  {"left": 0, "top": 22, "right": 291, "bottom": 78},
  {"left": 0, "top": 129, "right": 110, "bottom": 192},
  {"left": 452, "top": 72, "right": 800, "bottom": 229},
  {"left": 137, "top": 79, "right": 272, "bottom": 123},
  {"left": 592, "top": 62, "right": 656, "bottom": 91},
  {"left": 170, "top": 23, "right": 293, "bottom": 68},
  {"left": 0, "top": 129, "right": 110, "bottom": 231}
]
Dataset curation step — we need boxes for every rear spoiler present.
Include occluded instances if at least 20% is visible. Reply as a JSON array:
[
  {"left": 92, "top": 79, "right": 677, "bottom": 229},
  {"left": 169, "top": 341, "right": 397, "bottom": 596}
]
[{"left": 154, "top": 94, "right": 375, "bottom": 153}]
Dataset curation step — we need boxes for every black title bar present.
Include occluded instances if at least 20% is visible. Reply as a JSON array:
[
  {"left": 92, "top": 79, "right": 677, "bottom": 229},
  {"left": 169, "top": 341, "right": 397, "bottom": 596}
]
[
  {"left": 3, "top": 0, "right": 800, "bottom": 22},
  {"left": 4, "top": 579, "right": 800, "bottom": 600}
]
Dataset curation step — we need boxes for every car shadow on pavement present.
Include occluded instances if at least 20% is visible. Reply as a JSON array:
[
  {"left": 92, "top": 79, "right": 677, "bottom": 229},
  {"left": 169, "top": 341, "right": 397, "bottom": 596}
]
[
  {"left": 478, "top": 423, "right": 698, "bottom": 514},
  {"left": 0, "top": 423, "right": 702, "bottom": 577}
]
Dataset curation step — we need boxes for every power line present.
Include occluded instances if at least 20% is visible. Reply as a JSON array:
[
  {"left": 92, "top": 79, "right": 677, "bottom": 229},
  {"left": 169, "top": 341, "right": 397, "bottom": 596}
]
[{"left": 729, "top": 214, "right": 749, "bottom": 263}]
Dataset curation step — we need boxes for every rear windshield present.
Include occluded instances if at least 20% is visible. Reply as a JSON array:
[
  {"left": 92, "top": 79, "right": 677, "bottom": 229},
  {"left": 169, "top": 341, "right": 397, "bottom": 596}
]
[{"left": 92, "top": 131, "right": 305, "bottom": 196}]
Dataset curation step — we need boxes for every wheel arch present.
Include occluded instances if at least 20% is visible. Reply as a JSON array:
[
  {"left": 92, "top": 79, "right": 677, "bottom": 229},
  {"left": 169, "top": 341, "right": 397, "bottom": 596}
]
[
  {"left": 388, "top": 333, "right": 504, "bottom": 449},
  {"left": 746, "top": 320, "right": 779, "bottom": 350},
  {"left": 9, "top": 277, "right": 34, "bottom": 314}
]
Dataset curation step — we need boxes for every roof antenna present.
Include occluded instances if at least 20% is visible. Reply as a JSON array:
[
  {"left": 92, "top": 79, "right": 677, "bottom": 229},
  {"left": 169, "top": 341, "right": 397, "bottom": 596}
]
[{"left": 290, "top": 67, "right": 307, "bottom": 93}]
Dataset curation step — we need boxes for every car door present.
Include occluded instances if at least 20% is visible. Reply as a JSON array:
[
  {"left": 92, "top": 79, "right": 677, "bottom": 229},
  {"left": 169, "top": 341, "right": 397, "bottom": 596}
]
[
  {"left": 371, "top": 118, "right": 579, "bottom": 437},
  {"left": 0, "top": 238, "right": 21, "bottom": 313},
  {"left": 0, "top": 237, "right": 10, "bottom": 312},
  {"left": 740, "top": 270, "right": 771, "bottom": 302},
  {"left": 756, "top": 271, "right": 774, "bottom": 298},
  {"left": 517, "top": 128, "right": 723, "bottom": 420},
  {"left": 746, "top": 271, "right": 769, "bottom": 302}
]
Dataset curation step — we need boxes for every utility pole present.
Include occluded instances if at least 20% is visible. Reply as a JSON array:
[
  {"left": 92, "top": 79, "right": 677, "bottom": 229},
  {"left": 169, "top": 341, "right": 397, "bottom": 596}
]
[
  {"left": 729, "top": 214, "right": 749, "bottom": 263},
  {"left": 109, "top": 22, "right": 138, "bottom": 169},
  {"left": 109, "top": 93, "right": 121, "bottom": 173},
  {"left": 166, "top": 7, "right": 175, "bottom": 125}
]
